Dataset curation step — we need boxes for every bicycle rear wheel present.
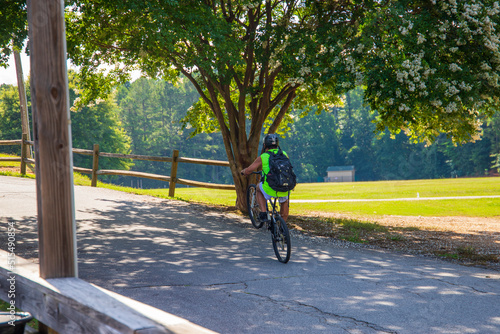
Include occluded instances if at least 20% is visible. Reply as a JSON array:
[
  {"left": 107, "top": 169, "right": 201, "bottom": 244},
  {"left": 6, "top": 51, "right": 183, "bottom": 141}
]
[
  {"left": 271, "top": 216, "right": 291, "bottom": 263},
  {"left": 247, "top": 184, "right": 263, "bottom": 229}
]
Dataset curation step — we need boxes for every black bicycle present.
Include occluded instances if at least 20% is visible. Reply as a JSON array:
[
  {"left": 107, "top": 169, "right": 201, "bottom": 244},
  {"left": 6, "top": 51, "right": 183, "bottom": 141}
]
[{"left": 246, "top": 171, "right": 291, "bottom": 263}]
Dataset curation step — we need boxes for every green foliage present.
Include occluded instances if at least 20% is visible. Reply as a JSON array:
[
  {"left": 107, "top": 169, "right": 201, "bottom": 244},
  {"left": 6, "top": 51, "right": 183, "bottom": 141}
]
[
  {"left": 0, "top": 84, "right": 25, "bottom": 155},
  {"left": 285, "top": 86, "right": 500, "bottom": 182},
  {"left": 342, "top": 0, "right": 500, "bottom": 143},
  {"left": 0, "top": 0, "right": 28, "bottom": 65},
  {"left": 113, "top": 77, "right": 233, "bottom": 188},
  {"left": 67, "top": 72, "right": 133, "bottom": 171}
]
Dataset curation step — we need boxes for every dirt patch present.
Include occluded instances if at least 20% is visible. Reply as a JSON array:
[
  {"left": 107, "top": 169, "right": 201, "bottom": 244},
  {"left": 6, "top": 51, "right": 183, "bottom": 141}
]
[{"left": 287, "top": 211, "right": 500, "bottom": 269}]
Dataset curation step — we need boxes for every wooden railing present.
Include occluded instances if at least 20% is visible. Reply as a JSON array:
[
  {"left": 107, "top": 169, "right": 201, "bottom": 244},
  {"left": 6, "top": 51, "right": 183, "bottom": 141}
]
[{"left": 0, "top": 134, "right": 235, "bottom": 196}]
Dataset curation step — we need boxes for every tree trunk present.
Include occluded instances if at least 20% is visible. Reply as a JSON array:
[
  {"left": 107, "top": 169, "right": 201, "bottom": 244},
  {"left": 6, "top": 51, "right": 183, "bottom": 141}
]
[{"left": 224, "top": 130, "right": 261, "bottom": 213}]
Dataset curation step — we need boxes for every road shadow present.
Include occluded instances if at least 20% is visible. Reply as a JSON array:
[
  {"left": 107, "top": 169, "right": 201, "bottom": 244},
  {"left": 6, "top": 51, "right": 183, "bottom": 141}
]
[{"left": 2, "top": 195, "right": 500, "bottom": 333}]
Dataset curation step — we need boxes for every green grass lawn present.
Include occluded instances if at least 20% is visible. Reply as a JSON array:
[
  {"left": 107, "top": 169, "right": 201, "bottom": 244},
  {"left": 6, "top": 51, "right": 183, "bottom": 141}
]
[
  {"left": 290, "top": 197, "right": 500, "bottom": 217},
  {"left": 142, "top": 178, "right": 500, "bottom": 218},
  {"left": 2, "top": 152, "right": 499, "bottom": 218}
]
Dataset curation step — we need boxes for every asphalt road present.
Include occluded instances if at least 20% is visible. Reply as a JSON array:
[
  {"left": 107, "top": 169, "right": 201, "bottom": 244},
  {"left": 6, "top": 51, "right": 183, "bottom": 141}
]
[{"left": 1, "top": 175, "right": 500, "bottom": 334}]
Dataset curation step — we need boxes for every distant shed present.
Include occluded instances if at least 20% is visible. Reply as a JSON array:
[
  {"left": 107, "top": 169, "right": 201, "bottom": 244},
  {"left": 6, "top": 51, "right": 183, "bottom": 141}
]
[{"left": 324, "top": 166, "right": 355, "bottom": 182}]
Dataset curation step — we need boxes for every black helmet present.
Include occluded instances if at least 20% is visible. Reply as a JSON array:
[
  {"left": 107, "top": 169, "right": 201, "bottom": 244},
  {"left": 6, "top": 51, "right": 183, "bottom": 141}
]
[{"left": 263, "top": 133, "right": 279, "bottom": 149}]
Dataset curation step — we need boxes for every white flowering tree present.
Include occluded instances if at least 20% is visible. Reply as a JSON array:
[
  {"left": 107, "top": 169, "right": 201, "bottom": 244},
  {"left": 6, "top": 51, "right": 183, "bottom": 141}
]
[
  {"left": 322, "top": 0, "right": 500, "bottom": 143},
  {"left": 63, "top": 0, "right": 500, "bottom": 210},
  {"left": 3, "top": 0, "right": 497, "bottom": 210}
]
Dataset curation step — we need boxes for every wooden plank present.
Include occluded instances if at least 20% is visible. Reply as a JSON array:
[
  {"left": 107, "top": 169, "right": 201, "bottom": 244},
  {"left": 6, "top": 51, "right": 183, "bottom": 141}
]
[
  {"left": 0, "top": 251, "right": 217, "bottom": 334},
  {"left": 0, "top": 157, "right": 22, "bottom": 162},
  {"left": 28, "top": 0, "right": 77, "bottom": 279},
  {"left": 72, "top": 148, "right": 93, "bottom": 155},
  {"left": 99, "top": 151, "right": 173, "bottom": 162},
  {"left": 0, "top": 140, "right": 22, "bottom": 145},
  {"left": 176, "top": 178, "right": 235, "bottom": 190},
  {"left": 72, "top": 167, "right": 92, "bottom": 174},
  {"left": 97, "top": 169, "right": 171, "bottom": 182},
  {"left": 177, "top": 157, "right": 230, "bottom": 167}
]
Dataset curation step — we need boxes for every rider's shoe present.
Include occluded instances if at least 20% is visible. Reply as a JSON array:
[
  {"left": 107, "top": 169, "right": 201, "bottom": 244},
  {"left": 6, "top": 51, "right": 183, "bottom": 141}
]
[{"left": 259, "top": 212, "right": 270, "bottom": 229}]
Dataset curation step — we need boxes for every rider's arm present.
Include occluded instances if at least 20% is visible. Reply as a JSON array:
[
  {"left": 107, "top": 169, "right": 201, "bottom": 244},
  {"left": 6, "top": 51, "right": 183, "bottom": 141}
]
[{"left": 241, "top": 156, "right": 262, "bottom": 176}]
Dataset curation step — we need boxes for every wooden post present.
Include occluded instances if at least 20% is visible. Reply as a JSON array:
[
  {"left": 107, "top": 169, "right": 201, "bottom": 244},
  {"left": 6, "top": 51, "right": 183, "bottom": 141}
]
[
  {"left": 20, "top": 133, "right": 27, "bottom": 175},
  {"left": 28, "top": 0, "right": 77, "bottom": 279},
  {"left": 169, "top": 149, "right": 179, "bottom": 197},
  {"left": 91, "top": 143, "right": 99, "bottom": 187},
  {"left": 14, "top": 50, "right": 33, "bottom": 159}
]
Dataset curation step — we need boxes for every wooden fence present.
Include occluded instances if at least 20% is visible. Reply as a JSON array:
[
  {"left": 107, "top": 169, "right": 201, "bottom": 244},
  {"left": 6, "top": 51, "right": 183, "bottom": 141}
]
[{"left": 0, "top": 134, "right": 235, "bottom": 196}]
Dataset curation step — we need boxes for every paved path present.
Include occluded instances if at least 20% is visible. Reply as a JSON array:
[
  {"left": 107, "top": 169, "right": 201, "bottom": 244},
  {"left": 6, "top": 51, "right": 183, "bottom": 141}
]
[{"left": 1, "top": 175, "right": 500, "bottom": 334}]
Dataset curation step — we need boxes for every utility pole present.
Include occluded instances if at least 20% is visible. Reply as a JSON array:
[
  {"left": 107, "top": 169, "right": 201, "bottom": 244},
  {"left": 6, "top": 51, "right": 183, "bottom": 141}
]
[
  {"left": 27, "top": 0, "right": 77, "bottom": 280},
  {"left": 14, "top": 49, "right": 33, "bottom": 158}
]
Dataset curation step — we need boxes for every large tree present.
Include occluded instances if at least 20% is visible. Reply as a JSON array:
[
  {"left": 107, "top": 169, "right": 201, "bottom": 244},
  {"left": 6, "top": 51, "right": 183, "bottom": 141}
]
[
  {"left": 2, "top": 1, "right": 499, "bottom": 211},
  {"left": 63, "top": 0, "right": 500, "bottom": 210}
]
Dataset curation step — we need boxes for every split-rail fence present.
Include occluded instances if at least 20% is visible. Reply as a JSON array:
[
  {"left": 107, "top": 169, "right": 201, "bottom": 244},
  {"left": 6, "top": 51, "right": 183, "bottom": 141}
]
[{"left": 0, "top": 133, "right": 236, "bottom": 197}]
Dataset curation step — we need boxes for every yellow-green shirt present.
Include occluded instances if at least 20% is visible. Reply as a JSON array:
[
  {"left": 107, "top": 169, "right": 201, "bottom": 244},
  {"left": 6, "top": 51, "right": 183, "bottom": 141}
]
[{"left": 261, "top": 149, "right": 290, "bottom": 197}]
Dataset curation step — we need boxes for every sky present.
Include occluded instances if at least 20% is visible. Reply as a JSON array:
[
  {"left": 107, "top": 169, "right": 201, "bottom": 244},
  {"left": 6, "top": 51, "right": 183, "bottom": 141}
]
[
  {"left": 0, "top": 52, "right": 30, "bottom": 85},
  {"left": 0, "top": 52, "right": 142, "bottom": 86}
]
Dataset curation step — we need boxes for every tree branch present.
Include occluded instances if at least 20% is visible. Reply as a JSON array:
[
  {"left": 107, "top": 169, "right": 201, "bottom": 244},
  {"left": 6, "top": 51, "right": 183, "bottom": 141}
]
[{"left": 268, "top": 90, "right": 296, "bottom": 134}]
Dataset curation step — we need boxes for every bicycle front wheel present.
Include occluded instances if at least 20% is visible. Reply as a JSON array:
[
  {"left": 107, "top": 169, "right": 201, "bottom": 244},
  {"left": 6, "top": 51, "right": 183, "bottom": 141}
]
[
  {"left": 271, "top": 216, "right": 291, "bottom": 263},
  {"left": 247, "top": 184, "right": 263, "bottom": 229}
]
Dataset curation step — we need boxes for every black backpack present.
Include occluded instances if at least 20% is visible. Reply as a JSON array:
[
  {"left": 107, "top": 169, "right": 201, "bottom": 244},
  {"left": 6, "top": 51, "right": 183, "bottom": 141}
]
[{"left": 265, "top": 149, "right": 297, "bottom": 192}]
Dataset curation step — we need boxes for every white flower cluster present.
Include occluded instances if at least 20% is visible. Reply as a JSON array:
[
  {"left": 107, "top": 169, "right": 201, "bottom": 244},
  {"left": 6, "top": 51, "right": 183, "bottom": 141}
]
[
  {"left": 417, "top": 33, "right": 426, "bottom": 44},
  {"left": 288, "top": 77, "right": 305, "bottom": 87},
  {"left": 390, "top": 0, "right": 500, "bottom": 116},
  {"left": 430, "top": 100, "right": 442, "bottom": 107},
  {"left": 268, "top": 38, "right": 288, "bottom": 73},
  {"left": 444, "top": 102, "right": 458, "bottom": 113},
  {"left": 241, "top": 1, "right": 259, "bottom": 11},
  {"left": 298, "top": 66, "right": 311, "bottom": 76},
  {"left": 481, "top": 71, "right": 500, "bottom": 87},
  {"left": 458, "top": 81, "right": 473, "bottom": 91},
  {"left": 395, "top": 52, "right": 428, "bottom": 95},
  {"left": 398, "top": 103, "right": 411, "bottom": 112},
  {"left": 449, "top": 63, "right": 462, "bottom": 72},
  {"left": 399, "top": 19, "right": 414, "bottom": 36}
]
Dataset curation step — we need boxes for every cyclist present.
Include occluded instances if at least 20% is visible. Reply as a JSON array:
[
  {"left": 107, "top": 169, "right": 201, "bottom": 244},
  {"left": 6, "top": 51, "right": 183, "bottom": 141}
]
[{"left": 240, "top": 134, "right": 290, "bottom": 223}]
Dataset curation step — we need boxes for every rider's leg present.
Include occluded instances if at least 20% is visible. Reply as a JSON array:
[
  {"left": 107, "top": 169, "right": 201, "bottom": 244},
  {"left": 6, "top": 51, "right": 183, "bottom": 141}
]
[
  {"left": 280, "top": 200, "right": 289, "bottom": 222},
  {"left": 256, "top": 187, "right": 268, "bottom": 221},
  {"left": 256, "top": 187, "right": 267, "bottom": 212}
]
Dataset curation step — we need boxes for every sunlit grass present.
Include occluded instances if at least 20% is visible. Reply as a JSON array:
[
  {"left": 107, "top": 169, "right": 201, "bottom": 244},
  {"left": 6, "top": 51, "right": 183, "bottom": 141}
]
[
  {"left": 0, "top": 153, "right": 36, "bottom": 178},
  {"left": 2, "top": 152, "right": 499, "bottom": 218},
  {"left": 290, "top": 198, "right": 500, "bottom": 218},
  {"left": 292, "top": 178, "right": 500, "bottom": 199}
]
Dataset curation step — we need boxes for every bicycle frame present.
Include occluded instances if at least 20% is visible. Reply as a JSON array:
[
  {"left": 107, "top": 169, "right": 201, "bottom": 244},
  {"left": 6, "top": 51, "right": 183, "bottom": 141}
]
[
  {"left": 249, "top": 171, "right": 282, "bottom": 220},
  {"left": 267, "top": 197, "right": 280, "bottom": 223},
  {"left": 246, "top": 171, "right": 291, "bottom": 263}
]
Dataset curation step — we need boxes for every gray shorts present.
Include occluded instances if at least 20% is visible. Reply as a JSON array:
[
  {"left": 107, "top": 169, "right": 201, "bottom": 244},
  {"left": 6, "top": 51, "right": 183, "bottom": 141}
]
[{"left": 258, "top": 182, "right": 288, "bottom": 203}]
